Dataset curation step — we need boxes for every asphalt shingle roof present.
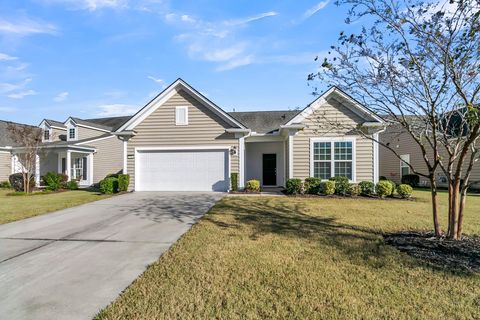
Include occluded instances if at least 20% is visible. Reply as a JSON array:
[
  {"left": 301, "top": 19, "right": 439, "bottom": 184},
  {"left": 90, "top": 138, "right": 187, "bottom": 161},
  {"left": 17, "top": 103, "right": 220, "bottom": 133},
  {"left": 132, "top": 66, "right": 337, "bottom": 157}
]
[
  {"left": 0, "top": 120, "right": 39, "bottom": 147},
  {"left": 228, "top": 110, "right": 300, "bottom": 134}
]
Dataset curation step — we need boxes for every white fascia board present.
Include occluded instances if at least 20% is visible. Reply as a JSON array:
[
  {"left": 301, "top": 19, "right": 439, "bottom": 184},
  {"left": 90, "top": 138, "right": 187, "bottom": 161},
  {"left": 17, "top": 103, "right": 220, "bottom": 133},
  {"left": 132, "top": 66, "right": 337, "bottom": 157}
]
[
  {"left": 76, "top": 123, "right": 111, "bottom": 133},
  {"left": 135, "top": 146, "right": 231, "bottom": 151},
  {"left": 225, "top": 128, "right": 251, "bottom": 133},
  {"left": 50, "top": 125, "right": 67, "bottom": 130},
  {"left": 76, "top": 135, "right": 115, "bottom": 145},
  {"left": 117, "top": 79, "right": 246, "bottom": 132}
]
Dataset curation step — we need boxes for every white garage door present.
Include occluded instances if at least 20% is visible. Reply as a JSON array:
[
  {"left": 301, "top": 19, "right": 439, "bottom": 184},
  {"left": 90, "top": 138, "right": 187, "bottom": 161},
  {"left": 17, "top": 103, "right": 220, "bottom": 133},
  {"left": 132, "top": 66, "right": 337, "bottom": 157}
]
[{"left": 136, "top": 149, "right": 229, "bottom": 191}]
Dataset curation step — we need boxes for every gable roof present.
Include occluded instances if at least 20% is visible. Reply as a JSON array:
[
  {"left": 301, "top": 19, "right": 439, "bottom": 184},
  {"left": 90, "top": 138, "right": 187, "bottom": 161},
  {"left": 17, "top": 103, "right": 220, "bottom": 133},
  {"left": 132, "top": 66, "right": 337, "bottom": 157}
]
[
  {"left": 116, "top": 78, "right": 246, "bottom": 132},
  {"left": 43, "top": 119, "right": 67, "bottom": 129},
  {"left": 229, "top": 111, "right": 299, "bottom": 134},
  {"left": 0, "top": 120, "right": 39, "bottom": 147},
  {"left": 83, "top": 116, "right": 132, "bottom": 131},
  {"left": 286, "top": 86, "right": 385, "bottom": 125}
]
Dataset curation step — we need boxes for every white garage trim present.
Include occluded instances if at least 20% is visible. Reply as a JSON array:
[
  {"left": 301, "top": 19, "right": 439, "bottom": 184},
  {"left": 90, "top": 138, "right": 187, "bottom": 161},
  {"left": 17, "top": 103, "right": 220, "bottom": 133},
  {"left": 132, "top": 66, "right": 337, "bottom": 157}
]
[{"left": 134, "top": 146, "right": 231, "bottom": 191}]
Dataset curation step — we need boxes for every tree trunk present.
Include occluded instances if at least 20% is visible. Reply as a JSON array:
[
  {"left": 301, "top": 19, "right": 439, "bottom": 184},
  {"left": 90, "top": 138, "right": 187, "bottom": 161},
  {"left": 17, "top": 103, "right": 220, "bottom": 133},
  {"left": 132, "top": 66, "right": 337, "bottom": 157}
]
[
  {"left": 429, "top": 176, "right": 441, "bottom": 237},
  {"left": 457, "top": 187, "right": 468, "bottom": 239},
  {"left": 447, "top": 179, "right": 461, "bottom": 240}
]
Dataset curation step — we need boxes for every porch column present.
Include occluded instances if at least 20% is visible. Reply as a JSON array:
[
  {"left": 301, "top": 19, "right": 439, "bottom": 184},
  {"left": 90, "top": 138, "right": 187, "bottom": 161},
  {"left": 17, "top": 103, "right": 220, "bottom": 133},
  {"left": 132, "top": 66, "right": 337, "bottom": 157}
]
[
  {"left": 373, "top": 132, "right": 379, "bottom": 183},
  {"left": 123, "top": 140, "right": 128, "bottom": 174},
  {"left": 88, "top": 153, "right": 94, "bottom": 185},
  {"left": 66, "top": 150, "right": 71, "bottom": 181},
  {"left": 238, "top": 136, "right": 245, "bottom": 189},
  {"left": 35, "top": 154, "right": 40, "bottom": 186},
  {"left": 288, "top": 131, "right": 294, "bottom": 179}
]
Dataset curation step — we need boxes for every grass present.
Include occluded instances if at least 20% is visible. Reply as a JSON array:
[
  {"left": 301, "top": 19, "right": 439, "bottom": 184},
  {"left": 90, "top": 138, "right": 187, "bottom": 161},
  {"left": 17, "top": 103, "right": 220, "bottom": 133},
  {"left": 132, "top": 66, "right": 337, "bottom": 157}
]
[
  {"left": 0, "top": 189, "right": 111, "bottom": 224},
  {"left": 97, "top": 190, "right": 480, "bottom": 320}
]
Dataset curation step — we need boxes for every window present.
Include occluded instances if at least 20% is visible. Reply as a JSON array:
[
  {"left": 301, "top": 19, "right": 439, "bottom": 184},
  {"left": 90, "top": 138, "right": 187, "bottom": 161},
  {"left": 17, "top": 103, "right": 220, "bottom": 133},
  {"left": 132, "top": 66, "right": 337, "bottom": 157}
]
[
  {"left": 312, "top": 139, "right": 354, "bottom": 180},
  {"left": 400, "top": 154, "right": 410, "bottom": 177},
  {"left": 71, "top": 157, "right": 87, "bottom": 181},
  {"left": 69, "top": 128, "right": 76, "bottom": 140},
  {"left": 43, "top": 129, "right": 50, "bottom": 141},
  {"left": 175, "top": 106, "right": 188, "bottom": 125}
]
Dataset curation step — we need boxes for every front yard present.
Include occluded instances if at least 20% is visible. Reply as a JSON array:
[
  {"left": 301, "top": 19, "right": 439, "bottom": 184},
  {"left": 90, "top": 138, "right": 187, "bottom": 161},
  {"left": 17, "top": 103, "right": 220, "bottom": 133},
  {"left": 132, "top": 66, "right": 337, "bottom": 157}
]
[
  {"left": 0, "top": 189, "right": 111, "bottom": 224},
  {"left": 97, "top": 190, "right": 480, "bottom": 319}
]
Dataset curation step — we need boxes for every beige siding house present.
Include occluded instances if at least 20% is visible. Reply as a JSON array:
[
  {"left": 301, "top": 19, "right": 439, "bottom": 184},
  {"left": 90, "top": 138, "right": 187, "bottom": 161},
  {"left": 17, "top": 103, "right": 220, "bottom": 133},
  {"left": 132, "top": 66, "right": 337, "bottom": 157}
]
[
  {"left": 2, "top": 79, "right": 385, "bottom": 191},
  {"left": 0, "top": 151, "right": 11, "bottom": 181}
]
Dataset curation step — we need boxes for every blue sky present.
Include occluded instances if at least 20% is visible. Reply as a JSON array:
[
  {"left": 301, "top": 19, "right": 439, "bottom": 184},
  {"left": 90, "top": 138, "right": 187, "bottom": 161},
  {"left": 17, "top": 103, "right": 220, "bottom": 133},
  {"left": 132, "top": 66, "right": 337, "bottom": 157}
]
[{"left": 0, "top": 0, "right": 356, "bottom": 125}]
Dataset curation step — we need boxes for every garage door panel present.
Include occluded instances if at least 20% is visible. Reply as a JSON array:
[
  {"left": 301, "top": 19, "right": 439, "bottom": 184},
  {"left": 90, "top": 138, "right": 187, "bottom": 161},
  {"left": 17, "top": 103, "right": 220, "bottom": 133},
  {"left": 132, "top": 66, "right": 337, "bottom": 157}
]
[{"left": 136, "top": 149, "right": 229, "bottom": 191}]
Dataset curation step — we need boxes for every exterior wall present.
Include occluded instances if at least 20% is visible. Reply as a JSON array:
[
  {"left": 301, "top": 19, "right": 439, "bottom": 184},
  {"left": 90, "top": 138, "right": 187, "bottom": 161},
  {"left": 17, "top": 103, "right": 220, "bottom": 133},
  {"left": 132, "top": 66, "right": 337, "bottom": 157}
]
[
  {"left": 380, "top": 125, "right": 480, "bottom": 189},
  {"left": 292, "top": 97, "right": 375, "bottom": 182},
  {"left": 0, "top": 151, "right": 11, "bottom": 182},
  {"left": 51, "top": 128, "right": 67, "bottom": 141},
  {"left": 89, "top": 136, "right": 123, "bottom": 183},
  {"left": 126, "top": 89, "right": 240, "bottom": 190},
  {"left": 245, "top": 141, "right": 286, "bottom": 186},
  {"left": 77, "top": 126, "right": 106, "bottom": 140},
  {"left": 39, "top": 150, "right": 58, "bottom": 177}
]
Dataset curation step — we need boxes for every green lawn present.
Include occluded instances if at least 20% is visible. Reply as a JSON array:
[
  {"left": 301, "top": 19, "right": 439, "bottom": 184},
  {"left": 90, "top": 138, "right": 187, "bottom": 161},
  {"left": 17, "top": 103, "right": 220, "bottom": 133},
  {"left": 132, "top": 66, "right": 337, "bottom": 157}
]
[
  {"left": 0, "top": 189, "right": 111, "bottom": 224},
  {"left": 97, "top": 190, "right": 480, "bottom": 320}
]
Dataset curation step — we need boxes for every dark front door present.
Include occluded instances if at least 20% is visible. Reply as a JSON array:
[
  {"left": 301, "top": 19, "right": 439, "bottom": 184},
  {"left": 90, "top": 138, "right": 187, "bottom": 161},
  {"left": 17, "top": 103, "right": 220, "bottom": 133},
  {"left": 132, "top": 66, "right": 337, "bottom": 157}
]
[{"left": 262, "top": 154, "right": 277, "bottom": 186}]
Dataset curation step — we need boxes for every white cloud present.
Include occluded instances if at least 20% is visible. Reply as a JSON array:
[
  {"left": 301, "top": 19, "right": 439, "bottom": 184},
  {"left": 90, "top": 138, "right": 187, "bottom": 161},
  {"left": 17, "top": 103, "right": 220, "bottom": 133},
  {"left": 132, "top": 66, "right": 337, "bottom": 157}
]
[
  {"left": 147, "top": 75, "right": 166, "bottom": 88},
  {"left": 42, "top": 0, "right": 128, "bottom": 11},
  {"left": 0, "top": 17, "right": 57, "bottom": 36},
  {"left": 216, "top": 55, "right": 254, "bottom": 71},
  {"left": 226, "top": 11, "right": 278, "bottom": 26},
  {"left": 7, "top": 89, "right": 37, "bottom": 99},
  {"left": 303, "top": 1, "right": 329, "bottom": 20},
  {"left": 96, "top": 103, "right": 138, "bottom": 116},
  {"left": 53, "top": 91, "right": 69, "bottom": 102},
  {"left": 0, "top": 53, "right": 18, "bottom": 61}
]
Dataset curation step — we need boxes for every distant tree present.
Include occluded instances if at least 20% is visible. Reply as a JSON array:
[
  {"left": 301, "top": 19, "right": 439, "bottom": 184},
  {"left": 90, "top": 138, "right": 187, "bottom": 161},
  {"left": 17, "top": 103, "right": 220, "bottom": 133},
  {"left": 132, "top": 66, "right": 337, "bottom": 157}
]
[
  {"left": 7, "top": 123, "right": 43, "bottom": 193},
  {"left": 311, "top": 0, "right": 480, "bottom": 239}
]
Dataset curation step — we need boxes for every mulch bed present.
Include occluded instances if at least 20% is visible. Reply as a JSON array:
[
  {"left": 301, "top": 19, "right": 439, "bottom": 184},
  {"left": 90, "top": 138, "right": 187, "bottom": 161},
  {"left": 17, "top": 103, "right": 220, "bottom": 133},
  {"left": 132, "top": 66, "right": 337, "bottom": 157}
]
[{"left": 384, "top": 231, "right": 480, "bottom": 273}]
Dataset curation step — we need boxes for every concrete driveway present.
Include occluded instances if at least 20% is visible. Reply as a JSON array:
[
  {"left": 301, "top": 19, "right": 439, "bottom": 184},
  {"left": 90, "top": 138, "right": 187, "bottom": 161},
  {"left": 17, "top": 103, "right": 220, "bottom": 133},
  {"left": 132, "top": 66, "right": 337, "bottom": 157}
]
[{"left": 0, "top": 192, "right": 224, "bottom": 320}]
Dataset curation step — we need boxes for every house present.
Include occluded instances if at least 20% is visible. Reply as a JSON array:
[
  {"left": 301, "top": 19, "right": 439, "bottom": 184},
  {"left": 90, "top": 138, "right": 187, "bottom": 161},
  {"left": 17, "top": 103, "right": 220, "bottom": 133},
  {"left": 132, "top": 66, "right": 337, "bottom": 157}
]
[
  {"left": 1, "top": 78, "right": 385, "bottom": 191},
  {"left": 379, "top": 123, "right": 480, "bottom": 190}
]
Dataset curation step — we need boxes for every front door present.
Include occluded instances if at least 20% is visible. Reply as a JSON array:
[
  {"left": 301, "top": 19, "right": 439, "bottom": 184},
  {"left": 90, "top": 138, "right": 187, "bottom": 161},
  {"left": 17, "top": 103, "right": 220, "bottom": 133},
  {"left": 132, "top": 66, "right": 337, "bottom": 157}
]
[{"left": 262, "top": 154, "right": 277, "bottom": 186}]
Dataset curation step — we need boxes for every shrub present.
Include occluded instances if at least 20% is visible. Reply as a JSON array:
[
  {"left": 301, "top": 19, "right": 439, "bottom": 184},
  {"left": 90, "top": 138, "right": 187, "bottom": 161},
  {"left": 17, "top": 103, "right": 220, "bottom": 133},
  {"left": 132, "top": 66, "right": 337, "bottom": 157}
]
[
  {"left": 386, "top": 180, "right": 397, "bottom": 197},
  {"left": 100, "top": 177, "right": 119, "bottom": 194},
  {"left": 106, "top": 173, "right": 119, "bottom": 178},
  {"left": 285, "top": 178, "right": 303, "bottom": 195},
  {"left": 118, "top": 174, "right": 130, "bottom": 192},
  {"left": 329, "top": 176, "right": 349, "bottom": 196},
  {"left": 348, "top": 183, "right": 360, "bottom": 196},
  {"left": 320, "top": 180, "right": 335, "bottom": 195},
  {"left": 0, "top": 181, "right": 11, "bottom": 189},
  {"left": 376, "top": 180, "right": 394, "bottom": 198},
  {"left": 304, "top": 177, "right": 321, "bottom": 194},
  {"left": 65, "top": 180, "right": 79, "bottom": 190},
  {"left": 245, "top": 179, "right": 260, "bottom": 193},
  {"left": 9, "top": 173, "right": 35, "bottom": 192},
  {"left": 397, "top": 184, "right": 414, "bottom": 198},
  {"left": 359, "top": 181, "right": 375, "bottom": 196},
  {"left": 230, "top": 173, "right": 238, "bottom": 192},
  {"left": 379, "top": 176, "right": 387, "bottom": 181},
  {"left": 401, "top": 174, "right": 420, "bottom": 187},
  {"left": 42, "top": 172, "right": 62, "bottom": 191}
]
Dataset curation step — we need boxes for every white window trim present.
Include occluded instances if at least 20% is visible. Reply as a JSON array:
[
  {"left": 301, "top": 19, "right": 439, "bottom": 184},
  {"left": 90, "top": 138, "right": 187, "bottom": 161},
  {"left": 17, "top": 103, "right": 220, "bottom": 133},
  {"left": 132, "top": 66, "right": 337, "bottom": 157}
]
[
  {"left": 309, "top": 137, "right": 357, "bottom": 182},
  {"left": 400, "top": 154, "right": 410, "bottom": 177},
  {"left": 43, "top": 127, "right": 52, "bottom": 142},
  {"left": 175, "top": 106, "right": 188, "bottom": 125},
  {"left": 68, "top": 127, "right": 77, "bottom": 141}
]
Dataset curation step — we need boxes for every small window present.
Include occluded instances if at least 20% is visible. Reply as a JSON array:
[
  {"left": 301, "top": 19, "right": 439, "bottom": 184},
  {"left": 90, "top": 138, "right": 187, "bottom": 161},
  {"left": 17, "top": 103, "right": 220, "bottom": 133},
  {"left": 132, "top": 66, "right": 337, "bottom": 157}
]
[
  {"left": 400, "top": 154, "right": 410, "bottom": 177},
  {"left": 69, "top": 128, "right": 76, "bottom": 140},
  {"left": 175, "top": 106, "right": 188, "bottom": 125},
  {"left": 44, "top": 129, "right": 50, "bottom": 141}
]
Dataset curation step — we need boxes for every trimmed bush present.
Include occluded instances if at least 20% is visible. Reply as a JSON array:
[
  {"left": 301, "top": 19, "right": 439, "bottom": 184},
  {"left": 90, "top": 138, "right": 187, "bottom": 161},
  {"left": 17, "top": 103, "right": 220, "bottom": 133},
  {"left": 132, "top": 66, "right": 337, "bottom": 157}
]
[
  {"left": 401, "top": 174, "right": 420, "bottom": 187},
  {"left": 348, "top": 183, "right": 360, "bottom": 196},
  {"left": 329, "top": 176, "right": 349, "bottom": 196},
  {"left": 230, "top": 173, "right": 238, "bottom": 192},
  {"left": 320, "top": 180, "right": 335, "bottom": 195},
  {"left": 106, "top": 173, "right": 119, "bottom": 179},
  {"left": 100, "top": 177, "right": 119, "bottom": 194},
  {"left": 65, "top": 180, "right": 79, "bottom": 190},
  {"left": 304, "top": 177, "right": 321, "bottom": 195},
  {"left": 359, "top": 181, "right": 375, "bottom": 196},
  {"left": 0, "top": 181, "right": 11, "bottom": 189},
  {"left": 245, "top": 179, "right": 260, "bottom": 193},
  {"left": 285, "top": 178, "right": 303, "bottom": 195},
  {"left": 397, "top": 184, "right": 413, "bottom": 198},
  {"left": 386, "top": 180, "right": 396, "bottom": 197},
  {"left": 9, "top": 173, "right": 35, "bottom": 192},
  {"left": 376, "top": 180, "right": 394, "bottom": 198},
  {"left": 118, "top": 174, "right": 130, "bottom": 192},
  {"left": 42, "top": 172, "right": 62, "bottom": 191}
]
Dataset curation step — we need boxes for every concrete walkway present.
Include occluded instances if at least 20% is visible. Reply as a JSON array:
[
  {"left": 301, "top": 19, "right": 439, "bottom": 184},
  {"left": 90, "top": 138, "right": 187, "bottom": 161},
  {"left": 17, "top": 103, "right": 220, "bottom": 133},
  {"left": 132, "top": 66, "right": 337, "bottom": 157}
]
[{"left": 0, "top": 192, "right": 224, "bottom": 320}]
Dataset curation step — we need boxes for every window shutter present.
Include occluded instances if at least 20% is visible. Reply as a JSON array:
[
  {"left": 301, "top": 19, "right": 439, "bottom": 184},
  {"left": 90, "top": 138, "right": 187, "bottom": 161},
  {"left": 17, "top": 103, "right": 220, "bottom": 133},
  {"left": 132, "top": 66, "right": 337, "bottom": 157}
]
[
  {"left": 82, "top": 157, "right": 87, "bottom": 180},
  {"left": 175, "top": 106, "right": 188, "bottom": 125}
]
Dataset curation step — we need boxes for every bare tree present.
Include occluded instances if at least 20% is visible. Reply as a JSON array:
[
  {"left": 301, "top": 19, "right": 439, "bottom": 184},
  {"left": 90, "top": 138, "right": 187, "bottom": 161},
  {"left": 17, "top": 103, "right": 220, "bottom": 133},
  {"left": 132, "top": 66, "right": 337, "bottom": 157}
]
[
  {"left": 311, "top": 0, "right": 480, "bottom": 239},
  {"left": 7, "top": 123, "right": 43, "bottom": 193}
]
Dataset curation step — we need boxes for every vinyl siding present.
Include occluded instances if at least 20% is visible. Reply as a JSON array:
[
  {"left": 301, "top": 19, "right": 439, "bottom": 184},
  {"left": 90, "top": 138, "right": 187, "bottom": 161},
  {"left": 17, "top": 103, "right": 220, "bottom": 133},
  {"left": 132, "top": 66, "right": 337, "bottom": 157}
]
[
  {"left": 51, "top": 128, "right": 66, "bottom": 141},
  {"left": 89, "top": 136, "right": 123, "bottom": 183},
  {"left": 380, "top": 125, "right": 480, "bottom": 189},
  {"left": 127, "top": 89, "right": 239, "bottom": 190},
  {"left": 0, "top": 151, "right": 11, "bottom": 181},
  {"left": 292, "top": 97, "right": 375, "bottom": 181},
  {"left": 77, "top": 126, "right": 106, "bottom": 140}
]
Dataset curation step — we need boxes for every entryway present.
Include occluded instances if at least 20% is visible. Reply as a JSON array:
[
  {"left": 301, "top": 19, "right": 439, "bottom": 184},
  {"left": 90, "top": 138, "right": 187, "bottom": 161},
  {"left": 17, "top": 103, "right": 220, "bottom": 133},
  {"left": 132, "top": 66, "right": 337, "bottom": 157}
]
[{"left": 262, "top": 154, "right": 277, "bottom": 186}]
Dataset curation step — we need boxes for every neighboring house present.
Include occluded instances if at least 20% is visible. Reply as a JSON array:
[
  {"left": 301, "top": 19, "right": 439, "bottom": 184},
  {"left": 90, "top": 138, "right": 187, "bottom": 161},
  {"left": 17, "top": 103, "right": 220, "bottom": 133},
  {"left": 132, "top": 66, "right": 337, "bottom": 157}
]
[
  {"left": 1, "top": 78, "right": 386, "bottom": 191},
  {"left": 379, "top": 123, "right": 480, "bottom": 189}
]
